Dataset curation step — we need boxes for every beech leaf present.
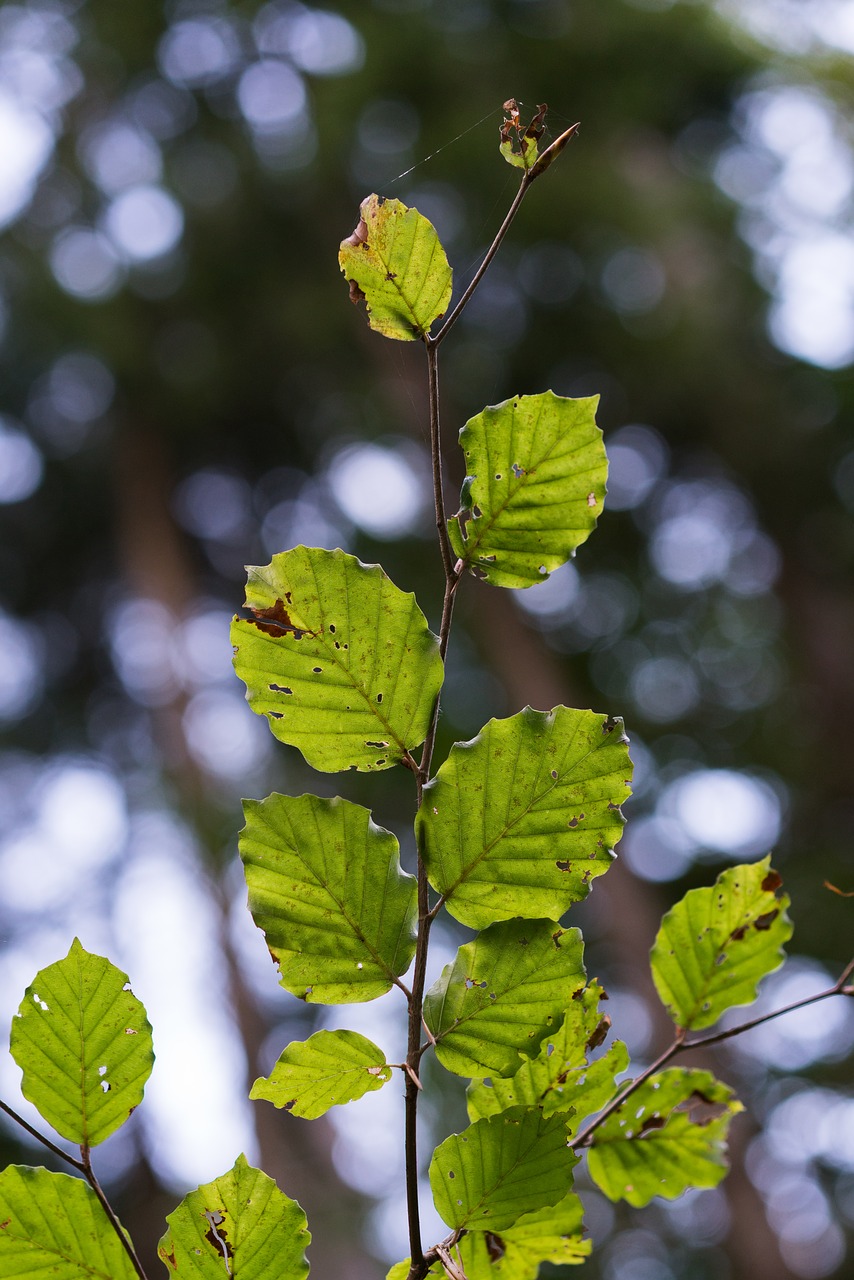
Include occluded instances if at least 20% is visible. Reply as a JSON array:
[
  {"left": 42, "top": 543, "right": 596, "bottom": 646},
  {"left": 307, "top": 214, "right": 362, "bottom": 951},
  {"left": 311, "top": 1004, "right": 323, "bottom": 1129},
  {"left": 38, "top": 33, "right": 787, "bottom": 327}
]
[
  {"left": 250, "top": 1029, "right": 392, "bottom": 1118},
  {"left": 0, "top": 1166, "right": 137, "bottom": 1279},
  {"left": 9, "top": 938, "right": 153, "bottom": 1147},
  {"left": 418, "top": 707, "right": 631, "bottom": 928},
  {"left": 429, "top": 1106, "right": 578, "bottom": 1232},
  {"left": 338, "top": 194, "right": 452, "bottom": 341},
  {"left": 587, "top": 1068, "right": 742, "bottom": 1207},
  {"left": 231, "top": 546, "right": 443, "bottom": 773},
  {"left": 447, "top": 391, "right": 606, "bottom": 588},
  {"left": 157, "top": 1154, "right": 310, "bottom": 1279},
  {"left": 240, "top": 793, "right": 416, "bottom": 1003},
  {"left": 458, "top": 1192, "right": 590, "bottom": 1277},
  {"left": 423, "top": 918, "right": 586, "bottom": 1078},
  {"left": 466, "top": 982, "right": 629, "bottom": 1128},
  {"left": 650, "top": 856, "right": 793, "bottom": 1030}
]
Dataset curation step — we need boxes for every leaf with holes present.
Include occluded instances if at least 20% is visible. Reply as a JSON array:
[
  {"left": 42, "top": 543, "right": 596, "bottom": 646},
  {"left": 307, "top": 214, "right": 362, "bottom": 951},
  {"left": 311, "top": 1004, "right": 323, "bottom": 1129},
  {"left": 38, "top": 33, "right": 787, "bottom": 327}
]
[
  {"left": 466, "top": 981, "right": 629, "bottom": 1128},
  {"left": 587, "top": 1068, "right": 742, "bottom": 1207},
  {"left": 423, "top": 918, "right": 586, "bottom": 1078},
  {"left": 250, "top": 1029, "right": 392, "bottom": 1118},
  {"left": 338, "top": 194, "right": 452, "bottom": 341},
  {"left": 231, "top": 546, "right": 443, "bottom": 773},
  {"left": 9, "top": 938, "right": 153, "bottom": 1147},
  {"left": 429, "top": 1106, "right": 578, "bottom": 1232},
  {"left": 650, "top": 857, "right": 793, "bottom": 1030},
  {"left": 418, "top": 707, "right": 631, "bottom": 929},
  {"left": 498, "top": 99, "right": 548, "bottom": 173},
  {"left": 458, "top": 1192, "right": 590, "bottom": 1277},
  {"left": 157, "top": 1154, "right": 309, "bottom": 1278},
  {"left": 447, "top": 392, "right": 606, "bottom": 588},
  {"left": 241, "top": 793, "right": 416, "bottom": 1003},
  {"left": 0, "top": 1166, "right": 137, "bottom": 1279}
]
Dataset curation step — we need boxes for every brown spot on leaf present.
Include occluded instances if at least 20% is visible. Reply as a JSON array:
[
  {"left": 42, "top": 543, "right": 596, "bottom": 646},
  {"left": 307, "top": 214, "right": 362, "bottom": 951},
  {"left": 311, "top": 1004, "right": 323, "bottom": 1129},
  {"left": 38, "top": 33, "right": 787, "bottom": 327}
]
[
  {"left": 284, "top": 1099, "right": 296, "bottom": 1112},
  {"left": 269, "top": 683, "right": 292, "bottom": 694},
  {"left": 754, "top": 908, "right": 779, "bottom": 931},
  {"left": 348, "top": 279, "right": 366, "bottom": 306},
  {"left": 730, "top": 925, "right": 748, "bottom": 942},
  {"left": 160, "top": 1245, "right": 177, "bottom": 1270},
  {"left": 556, "top": 859, "right": 571, "bottom": 872},
  {"left": 248, "top": 598, "right": 307, "bottom": 638},
  {"left": 485, "top": 1232, "right": 506, "bottom": 1262},
  {"left": 0, "top": 1219, "right": 10, "bottom": 1231},
  {"left": 762, "top": 869, "right": 783, "bottom": 893},
  {"left": 638, "top": 1113, "right": 667, "bottom": 1136},
  {"left": 586, "top": 1014, "right": 611, "bottom": 1053}
]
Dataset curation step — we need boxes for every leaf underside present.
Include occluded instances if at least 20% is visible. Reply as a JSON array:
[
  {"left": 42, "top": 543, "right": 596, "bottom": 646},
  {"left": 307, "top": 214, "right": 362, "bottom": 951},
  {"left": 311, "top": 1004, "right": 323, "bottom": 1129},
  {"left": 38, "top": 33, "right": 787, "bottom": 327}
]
[
  {"left": 587, "top": 1068, "right": 743, "bottom": 1206},
  {"left": 650, "top": 856, "right": 793, "bottom": 1030},
  {"left": 9, "top": 938, "right": 153, "bottom": 1147},
  {"left": 250, "top": 1029, "right": 391, "bottom": 1118},
  {"left": 338, "top": 193, "right": 452, "bottom": 340},
  {"left": 429, "top": 1106, "right": 578, "bottom": 1232},
  {"left": 157, "top": 1154, "right": 310, "bottom": 1279},
  {"left": 447, "top": 391, "right": 607, "bottom": 588},
  {"left": 423, "top": 918, "right": 586, "bottom": 1078},
  {"left": 231, "top": 546, "right": 444, "bottom": 773},
  {"left": 418, "top": 706, "right": 631, "bottom": 929},
  {"left": 466, "top": 981, "right": 629, "bottom": 1130},
  {"left": 0, "top": 1165, "right": 137, "bottom": 1280},
  {"left": 240, "top": 792, "right": 417, "bottom": 1003}
]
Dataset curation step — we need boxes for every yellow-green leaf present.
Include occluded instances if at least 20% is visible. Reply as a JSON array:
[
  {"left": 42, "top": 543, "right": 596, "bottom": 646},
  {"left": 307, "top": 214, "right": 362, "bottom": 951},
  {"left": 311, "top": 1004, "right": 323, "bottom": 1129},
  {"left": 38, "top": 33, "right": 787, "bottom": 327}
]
[
  {"left": 448, "top": 392, "right": 607, "bottom": 588},
  {"left": 418, "top": 707, "right": 630, "bottom": 929},
  {"left": 240, "top": 793, "right": 416, "bottom": 1003},
  {"left": 9, "top": 939, "right": 153, "bottom": 1147},
  {"left": 587, "top": 1068, "right": 742, "bottom": 1207},
  {"left": 650, "top": 857, "right": 793, "bottom": 1030},
  {"left": 338, "top": 194, "right": 452, "bottom": 340},
  {"left": 251, "top": 1029, "right": 392, "bottom": 1118},
  {"left": 231, "top": 546, "right": 443, "bottom": 773},
  {"left": 157, "top": 1154, "right": 310, "bottom": 1279}
]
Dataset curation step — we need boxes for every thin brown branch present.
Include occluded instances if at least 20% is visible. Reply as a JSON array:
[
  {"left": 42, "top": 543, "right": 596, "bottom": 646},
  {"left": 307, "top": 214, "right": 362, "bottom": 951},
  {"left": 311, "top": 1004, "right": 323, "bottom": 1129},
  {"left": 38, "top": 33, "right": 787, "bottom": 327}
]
[
  {"left": 80, "top": 1145, "right": 150, "bottom": 1280},
  {"left": 425, "top": 339, "right": 455, "bottom": 579},
  {"left": 0, "top": 1098, "right": 86, "bottom": 1171},
  {"left": 572, "top": 958, "right": 854, "bottom": 1151},
  {"left": 431, "top": 174, "right": 531, "bottom": 346},
  {"left": 681, "top": 958, "right": 854, "bottom": 1052}
]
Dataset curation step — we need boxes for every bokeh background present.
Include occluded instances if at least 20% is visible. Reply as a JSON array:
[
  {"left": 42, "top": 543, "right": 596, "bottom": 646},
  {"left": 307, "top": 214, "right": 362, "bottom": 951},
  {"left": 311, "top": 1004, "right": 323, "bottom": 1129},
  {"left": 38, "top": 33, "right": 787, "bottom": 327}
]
[{"left": 1, "top": 0, "right": 854, "bottom": 1277}]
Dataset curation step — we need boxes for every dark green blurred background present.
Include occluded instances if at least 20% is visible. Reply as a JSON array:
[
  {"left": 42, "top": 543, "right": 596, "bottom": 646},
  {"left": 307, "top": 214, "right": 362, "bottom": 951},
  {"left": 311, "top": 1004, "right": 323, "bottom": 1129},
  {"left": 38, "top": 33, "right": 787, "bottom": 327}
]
[{"left": 1, "top": 1, "right": 853, "bottom": 1277}]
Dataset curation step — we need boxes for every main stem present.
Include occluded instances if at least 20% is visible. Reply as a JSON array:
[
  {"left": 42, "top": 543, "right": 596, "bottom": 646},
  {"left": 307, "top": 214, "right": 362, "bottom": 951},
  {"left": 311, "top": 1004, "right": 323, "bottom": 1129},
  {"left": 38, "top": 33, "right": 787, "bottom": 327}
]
[{"left": 403, "top": 165, "right": 543, "bottom": 1280}]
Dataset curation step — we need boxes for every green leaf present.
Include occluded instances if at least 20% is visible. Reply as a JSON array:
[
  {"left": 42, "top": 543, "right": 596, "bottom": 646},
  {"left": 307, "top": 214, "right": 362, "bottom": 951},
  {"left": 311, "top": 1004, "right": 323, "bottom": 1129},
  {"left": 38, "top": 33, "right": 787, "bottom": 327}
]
[
  {"left": 240, "top": 793, "right": 416, "bottom": 1003},
  {"left": 650, "top": 857, "right": 793, "bottom": 1030},
  {"left": 338, "top": 194, "right": 452, "bottom": 341},
  {"left": 9, "top": 938, "right": 153, "bottom": 1147},
  {"left": 429, "top": 1106, "right": 578, "bottom": 1232},
  {"left": 157, "top": 1154, "right": 309, "bottom": 1279},
  {"left": 423, "top": 919, "right": 586, "bottom": 1078},
  {"left": 418, "top": 707, "right": 631, "bottom": 928},
  {"left": 587, "top": 1068, "right": 743, "bottom": 1207},
  {"left": 250, "top": 1029, "right": 392, "bottom": 1118},
  {"left": 466, "top": 982, "right": 629, "bottom": 1128},
  {"left": 0, "top": 1165, "right": 137, "bottom": 1279},
  {"left": 458, "top": 1192, "right": 590, "bottom": 1277},
  {"left": 231, "top": 546, "right": 443, "bottom": 773},
  {"left": 447, "top": 392, "right": 606, "bottom": 588}
]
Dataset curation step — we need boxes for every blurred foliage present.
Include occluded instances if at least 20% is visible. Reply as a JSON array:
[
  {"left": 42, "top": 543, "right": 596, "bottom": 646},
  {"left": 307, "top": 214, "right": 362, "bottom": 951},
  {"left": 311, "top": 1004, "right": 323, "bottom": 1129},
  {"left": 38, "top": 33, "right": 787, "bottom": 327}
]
[{"left": 1, "top": 1, "right": 854, "bottom": 1278}]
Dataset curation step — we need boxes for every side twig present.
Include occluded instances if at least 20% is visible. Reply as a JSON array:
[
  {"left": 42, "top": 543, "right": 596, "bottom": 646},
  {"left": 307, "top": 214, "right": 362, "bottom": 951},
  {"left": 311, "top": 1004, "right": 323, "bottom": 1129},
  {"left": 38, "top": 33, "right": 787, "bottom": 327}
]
[
  {"left": 572, "top": 958, "right": 854, "bottom": 1151},
  {"left": 0, "top": 1098, "right": 85, "bottom": 1172}
]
